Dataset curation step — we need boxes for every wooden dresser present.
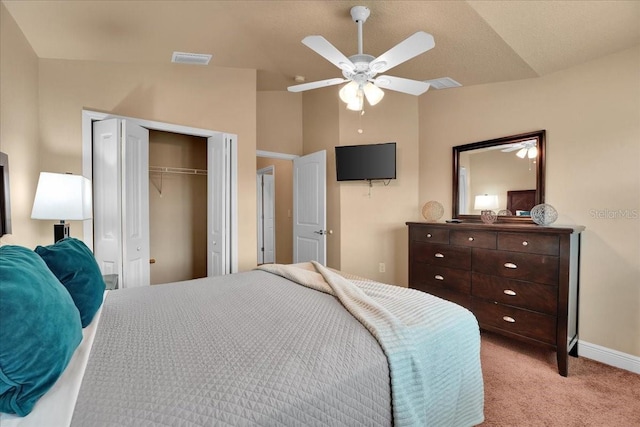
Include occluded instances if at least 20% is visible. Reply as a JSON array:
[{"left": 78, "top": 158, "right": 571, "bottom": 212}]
[{"left": 406, "top": 221, "right": 584, "bottom": 376}]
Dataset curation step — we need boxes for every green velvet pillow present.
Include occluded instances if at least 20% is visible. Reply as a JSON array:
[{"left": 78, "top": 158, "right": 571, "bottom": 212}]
[
  {"left": 0, "top": 245, "right": 82, "bottom": 416},
  {"left": 35, "top": 238, "right": 105, "bottom": 328}
]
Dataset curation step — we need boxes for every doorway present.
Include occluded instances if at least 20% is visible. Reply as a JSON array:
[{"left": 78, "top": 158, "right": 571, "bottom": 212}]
[
  {"left": 82, "top": 110, "right": 238, "bottom": 287},
  {"left": 256, "top": 166, "right": 275, "bottom": 265}
]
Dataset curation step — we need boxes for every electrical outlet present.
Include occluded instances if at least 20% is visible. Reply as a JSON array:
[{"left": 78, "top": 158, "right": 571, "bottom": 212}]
[{"left": 379, "top": 263, "right": 385, "bottom": 273}]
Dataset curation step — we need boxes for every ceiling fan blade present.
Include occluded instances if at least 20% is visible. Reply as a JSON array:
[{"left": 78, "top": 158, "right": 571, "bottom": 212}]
[
  {"left": 374, "top": 75, "right": 431, "bottom": 96},
  {"left": 369, "top": 32, "right": 435, "bottom": 74},
  {"left": 501, "top": 146, "right": 522, "bottom": 152},
  {"left": 302, "top": 36, "right": 355, "bottom": 72},
  {"left": 287, "top": 78, "right": 347, "bottom": 93}
]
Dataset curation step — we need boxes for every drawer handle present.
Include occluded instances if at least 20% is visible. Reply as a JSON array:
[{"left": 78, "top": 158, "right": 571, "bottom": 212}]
[
  {"left": 435, "top": 253, "right": 445, "bottom": 258},
  {"left": 504, "top": 262, "right": 517, "bottom": 269},
  {"left": 468, "top": 237, "right": 474, "bottom": 241},
  {"left": 434, "top": 275, "right": 444, "bottom": 281},
  {"left": 502, "top": 316, "right": 516, "bottom": 323},
  {"left": 426, "top": 233, "right": 432, "bottom": 238},
  {"left": 503, "top": 289, "right": 517, "bottom": 296},
  {"left": 522, "top": 241, "right": 529, "bottom": 246}
]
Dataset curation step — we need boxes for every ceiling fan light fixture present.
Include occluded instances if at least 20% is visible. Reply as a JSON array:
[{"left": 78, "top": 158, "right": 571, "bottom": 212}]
[
  {"left": 516, "top": 148, "right": 528, "bottom": 158},
  {"left": 346, "top": 93, "right": 364, "bottom": 111},
  {"left": 339, "top": 81, "right": 359, "bottom": 103},
  {"left": 527, "top": 146, "right": 538, "bottom": 159},
  {"left": 363, "top": 82, "right": 384, "bottom": 106}
]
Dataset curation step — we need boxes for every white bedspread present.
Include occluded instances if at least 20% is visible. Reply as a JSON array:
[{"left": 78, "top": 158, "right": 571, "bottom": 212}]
[{"left": 259, "top": 262, "right": 485, "bottom": 427}]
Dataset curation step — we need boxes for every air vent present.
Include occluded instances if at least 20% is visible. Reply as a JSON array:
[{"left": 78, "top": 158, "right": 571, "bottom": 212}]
[
  {"left": 171, "top": 52, "right": 212, "bottom": 65},
  {"left": 424, "top": 77, "right": 462, "bottom": 90}
]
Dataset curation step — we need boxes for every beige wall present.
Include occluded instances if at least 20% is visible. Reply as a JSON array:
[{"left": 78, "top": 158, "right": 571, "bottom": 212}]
[
  {"left": 149, "top": 131, "right": 207, "bottom": 284},
  {"left": 0, "top": 4, "right": 41, "bottom": 247},
  {"left": 301, "top": 89, "right": 420, "bottom": 286},
  {"left": 257, "top": 91, "right": 303, "bottom": 155},
  {"left": 338, "top": 91, "right": 420, "bottom": 286},
  {"left": 34, "top": 58, "right": 257, "bottom": 271},
  {"left": 419, "top": 46, "right": 640, "bottom": 357},
  {"left": 256, "top": 157, "right": 293, "bottom": 264}
]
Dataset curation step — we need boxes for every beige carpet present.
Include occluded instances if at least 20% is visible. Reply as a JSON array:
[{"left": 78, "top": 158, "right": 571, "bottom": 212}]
[{"left": 480, "top": 331, "right": 640, "bottom": 426}]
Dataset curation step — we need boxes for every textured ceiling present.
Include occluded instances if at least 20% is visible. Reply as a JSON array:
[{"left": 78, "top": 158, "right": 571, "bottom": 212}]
[{"left": 3, "top": 0, "right": 639, "bottom": 92}]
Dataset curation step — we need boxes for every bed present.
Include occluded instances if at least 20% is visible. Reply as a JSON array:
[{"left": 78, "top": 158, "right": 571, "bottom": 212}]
[{"left": 0, "top": 241, "right": 484, "bottom": 427}]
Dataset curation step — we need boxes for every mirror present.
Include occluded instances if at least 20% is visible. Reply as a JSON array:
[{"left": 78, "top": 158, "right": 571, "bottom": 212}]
[{"left": 452, "top": 130, "right": 545, "bottom": 222}]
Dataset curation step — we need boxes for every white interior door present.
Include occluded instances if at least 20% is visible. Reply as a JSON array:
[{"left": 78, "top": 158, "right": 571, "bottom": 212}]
[
  {"left": 262, "top": 173, "right": 275, "bottom": 263},
  {"left": 293, "top": 150, "right": 326, "bottom": 264},
  {"left": 208, "top": 134, "right": 229, "bottom": 276},
  {"left": 92, "top": 119, "right": 122, "bottom": 279},
  {"left": 93, "top": 118, "right": 150, "bottom": 287},
  {"left": 256, "top": 174, "right": 264, "bottom": 264},
  {"left": 122, "top": 121, "right": 150, "bottom": 287}
]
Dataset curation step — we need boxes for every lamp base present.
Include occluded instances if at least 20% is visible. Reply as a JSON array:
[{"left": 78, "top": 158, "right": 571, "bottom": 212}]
[{"left": 54, "top": 222, "right": 70, "bottom": 243}]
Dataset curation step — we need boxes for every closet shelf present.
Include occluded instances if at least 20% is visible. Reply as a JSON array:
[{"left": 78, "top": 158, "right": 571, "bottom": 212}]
[{"left": 149, "top": 166, "right": 207, "bottom": 176}]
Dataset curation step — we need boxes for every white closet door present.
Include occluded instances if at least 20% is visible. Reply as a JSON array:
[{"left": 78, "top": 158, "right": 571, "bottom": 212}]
[
  {"left": 92, "top": 119, "right": 122, "bottom": 279},
  {"left": 208, "top": 134, "right": 227, "bottom": 276},
  {"left": 121, "top": 120, "right": 150, "bottom": 287}
]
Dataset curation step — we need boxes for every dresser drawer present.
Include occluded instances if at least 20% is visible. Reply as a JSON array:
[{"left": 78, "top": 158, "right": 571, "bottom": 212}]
[
  {"left": 450, "top": 230, "right": 497, "bottom": 249},
  {"left": 497, "top": 232, "right": 559, "bottom": 256},
  {"left": 473, "top": 248, "right": 559, "bottom": 286},
  {"left": 412, "top": 284, "right": 471, "bottom": 310},
  {"left": 472, "top": 298, "right": 556, "bottom": 345},
  {"left": 412, "top": 264, "right": 470, "bottom": 294},
  {"left": 412, "top": 242, "right": 471, "bottom": 269},
  {"left": 410, "top": 226, "right": 449, "bottom": 244},
  {"left": 472, "top": 273, "right": 557, "bottom": 315}
]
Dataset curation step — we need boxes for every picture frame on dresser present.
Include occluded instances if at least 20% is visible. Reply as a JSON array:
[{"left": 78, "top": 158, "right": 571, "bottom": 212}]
[{"left": 406, "top": 221, "right": 584, "bottom": 376}]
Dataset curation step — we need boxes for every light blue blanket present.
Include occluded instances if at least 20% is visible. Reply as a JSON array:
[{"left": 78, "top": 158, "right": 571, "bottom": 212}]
[{"left": 259, "top": 262, "right": 484, "bottom": 427}]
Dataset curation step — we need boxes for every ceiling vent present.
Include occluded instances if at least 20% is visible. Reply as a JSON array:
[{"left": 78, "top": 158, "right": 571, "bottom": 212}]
[
  {"left": 424, "top": 77, "right": 462, "bottom": 90},
  {"left": 171, "top": 51, "right": 212, "bottom": 65}
]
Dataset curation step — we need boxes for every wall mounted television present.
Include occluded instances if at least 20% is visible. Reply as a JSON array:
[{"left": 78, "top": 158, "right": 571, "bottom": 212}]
[{"left": 335, "top": 142, "right": 396, "bottom": 182}]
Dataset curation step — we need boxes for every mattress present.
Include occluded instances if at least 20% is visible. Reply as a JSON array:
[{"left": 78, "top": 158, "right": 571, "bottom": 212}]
[{"left": 2, "top": 267, "right": 483, "bottom": 426}]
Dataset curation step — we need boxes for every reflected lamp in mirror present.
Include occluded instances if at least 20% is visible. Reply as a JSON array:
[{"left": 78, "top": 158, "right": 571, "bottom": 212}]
[
  {"left": 31, "top": 172, "right": 92, "bottom": 243},
  {"left": 474, "top": 194, "right": 499, "bottom": 212}
]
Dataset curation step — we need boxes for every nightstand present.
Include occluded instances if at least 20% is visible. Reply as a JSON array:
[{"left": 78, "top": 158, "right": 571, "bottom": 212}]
[{"left": 103, "top": 274, "right": 119, "bottom": 290}]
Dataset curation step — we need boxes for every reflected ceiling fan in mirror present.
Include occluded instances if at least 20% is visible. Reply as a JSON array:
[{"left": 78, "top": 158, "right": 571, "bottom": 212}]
[
  {"left": 287, "top": 6, "right": 458, "bottom": 111},
  {"left": 500, "top": 139, "right": 538, "bottom": 159}
]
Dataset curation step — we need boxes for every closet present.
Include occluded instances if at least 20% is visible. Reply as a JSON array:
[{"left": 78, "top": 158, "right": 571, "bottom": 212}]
[{"left": 149, "top": 130, "right": 207, "bottom": 285}]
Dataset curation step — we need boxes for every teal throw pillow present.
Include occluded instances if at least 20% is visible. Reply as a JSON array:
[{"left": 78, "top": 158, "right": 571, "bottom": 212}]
[
  {"left": 35, "top": 238, "right": 105, "bottom": 328},
  {"left": 0, "top": 245, "right": 83, "bottom": 416}
]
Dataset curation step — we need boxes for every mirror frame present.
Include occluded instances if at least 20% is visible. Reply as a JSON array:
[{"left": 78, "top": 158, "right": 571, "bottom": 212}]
[{"left": 452, "top": 130, "right": 546, "bottom": 223}]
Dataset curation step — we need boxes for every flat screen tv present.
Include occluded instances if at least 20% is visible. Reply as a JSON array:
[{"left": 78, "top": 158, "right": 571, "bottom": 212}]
[{"left": 335, "top": 142, "right": 396, "bottom": 182}]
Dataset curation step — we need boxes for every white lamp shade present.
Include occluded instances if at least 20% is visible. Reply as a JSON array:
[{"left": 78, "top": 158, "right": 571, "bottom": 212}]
[
  {"left": 527, "top": 146, "right": 538, "bottom": 159},
  {"left": 516, "top": 148, "right": 528, "bottom": 158},
  {"left": 31, "top": 172, "right": 93, "bottom": 220},
  {"left": 339, "top": 81, "right": 359, "bottom": 104},
  {"left": 474, "top": 194, "right": 499, "bottom": 210},
  {"left": 363, "top": 82, "right": 384, "bottom": 106},
  {"left": 346, "top": 92, "right": 364, "bottom": 111}
]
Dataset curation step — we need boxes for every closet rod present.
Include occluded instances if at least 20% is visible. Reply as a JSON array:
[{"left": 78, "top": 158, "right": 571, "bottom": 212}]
[{"left": 149, "top": 166, "right": 207, "bottom": 176}]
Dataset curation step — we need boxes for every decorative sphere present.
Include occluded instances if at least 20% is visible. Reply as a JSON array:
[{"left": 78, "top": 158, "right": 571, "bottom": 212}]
[
  {"left": 480, "top": 210, "right": 497, "bottom": 224},
  {"left": 421, "top": 201, "right": 444, "bottom": 222},
  {"left": 531, "top": 203, "right": 558, "bottom": 225}
]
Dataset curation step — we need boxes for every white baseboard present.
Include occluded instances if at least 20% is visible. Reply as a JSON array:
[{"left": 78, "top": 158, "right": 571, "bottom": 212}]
[{"left": 578, "top": 340, "right": 640, "bottom": 374}]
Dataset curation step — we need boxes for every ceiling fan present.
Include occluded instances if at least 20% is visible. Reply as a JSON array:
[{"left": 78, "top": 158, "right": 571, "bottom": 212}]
[
  {"left": 500, "top": 139, "right": 538, "bottom": 158},
  {"left": 287, "top": 5, "right": 438, "bottom": 111}
]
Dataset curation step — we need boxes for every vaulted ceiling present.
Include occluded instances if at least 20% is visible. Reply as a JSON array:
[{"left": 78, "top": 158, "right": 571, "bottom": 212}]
[{"left": 3, "top": 0, "right": 639, "bottom": 92}]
